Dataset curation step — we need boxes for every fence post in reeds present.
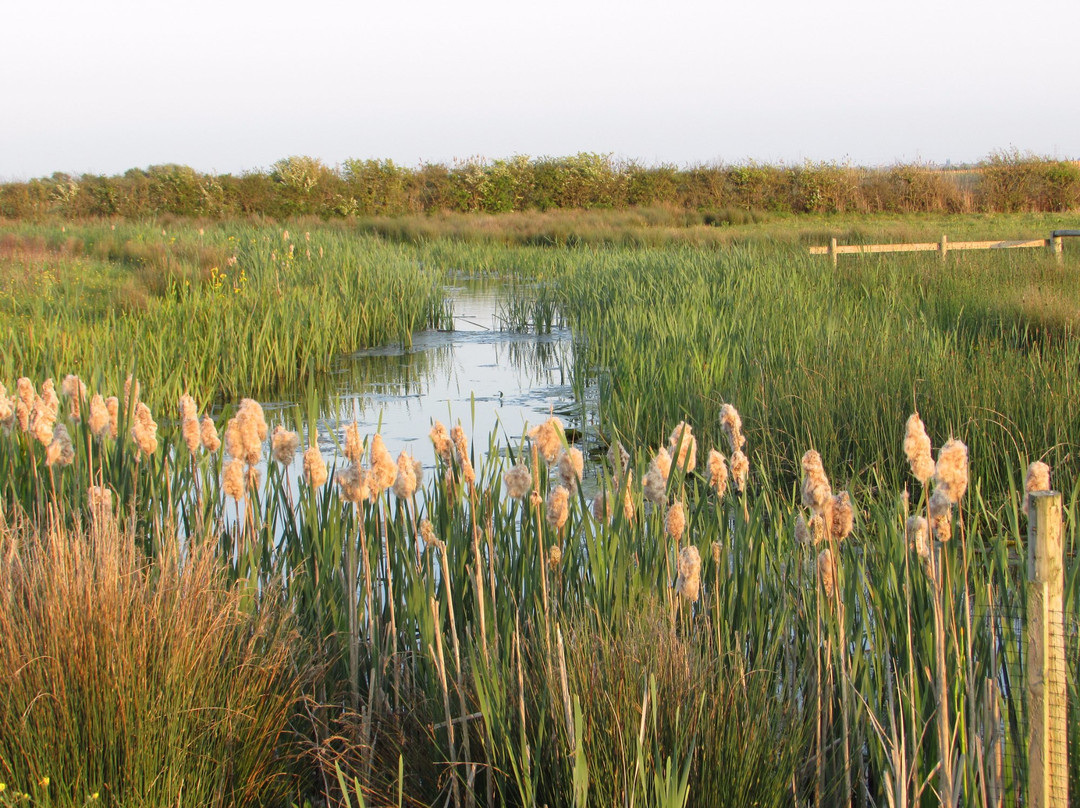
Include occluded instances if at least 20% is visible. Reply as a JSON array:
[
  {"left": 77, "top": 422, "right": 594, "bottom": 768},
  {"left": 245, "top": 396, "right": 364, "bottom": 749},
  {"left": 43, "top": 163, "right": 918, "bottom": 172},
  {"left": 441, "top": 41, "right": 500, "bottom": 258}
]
[
  {"left": 1026, "top": 490, "right": 1068, "bottom": 808},
  {"left": 829, "top": 237, "right": 838, "bottom": 268},
  {"left": 940, "top": 234, "right": 949, "bottom": 261},
  {"left": 1051, "top": 235, "right": 1063, "bottom": 265}
]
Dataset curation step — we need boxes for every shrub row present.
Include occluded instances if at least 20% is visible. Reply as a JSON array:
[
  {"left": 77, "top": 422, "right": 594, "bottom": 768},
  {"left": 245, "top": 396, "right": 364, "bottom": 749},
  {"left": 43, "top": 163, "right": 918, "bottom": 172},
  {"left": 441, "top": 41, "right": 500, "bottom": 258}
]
[{"left": 3, "top": 151, "right": 1078, "bottom": 220}]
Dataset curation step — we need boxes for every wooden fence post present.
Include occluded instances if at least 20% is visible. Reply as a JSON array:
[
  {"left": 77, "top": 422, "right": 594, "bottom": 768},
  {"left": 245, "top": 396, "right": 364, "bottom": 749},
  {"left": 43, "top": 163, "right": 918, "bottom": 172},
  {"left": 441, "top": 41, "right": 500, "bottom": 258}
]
[
  {"left": 828, "top": 237, "right": 837, "bottom": 268},
  {"left": 1027, "top": 490, "right": 1068, "bottom": 807},
  {"left": 1052, "top": 236, "right": 1063, "bottom": 265},
  {"left": 940, "top": 234, "right": 949, "bottom": 260}
]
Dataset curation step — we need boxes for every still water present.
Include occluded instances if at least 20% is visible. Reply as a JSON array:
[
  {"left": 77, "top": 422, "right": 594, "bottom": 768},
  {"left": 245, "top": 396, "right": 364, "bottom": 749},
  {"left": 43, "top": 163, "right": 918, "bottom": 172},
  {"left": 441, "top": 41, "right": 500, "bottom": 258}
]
[{"left": 315, "top": 282, "right": 577, "bottom": 470}]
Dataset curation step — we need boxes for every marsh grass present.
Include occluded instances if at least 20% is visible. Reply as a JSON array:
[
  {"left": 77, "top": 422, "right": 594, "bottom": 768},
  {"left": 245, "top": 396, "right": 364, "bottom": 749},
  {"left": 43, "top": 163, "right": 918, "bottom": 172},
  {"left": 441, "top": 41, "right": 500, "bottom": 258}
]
[
  {"left": 0, "top": 222, "right": 450, "bottom": 410},
  {"left": 0, "top": 510, "right": 301, "bottom": 807},
  {"left": 3, "top": 370, "right": 1075, "bottom": 806},
  {"left": 2, "top": 213, "right": 1079, "bottom": 805}
]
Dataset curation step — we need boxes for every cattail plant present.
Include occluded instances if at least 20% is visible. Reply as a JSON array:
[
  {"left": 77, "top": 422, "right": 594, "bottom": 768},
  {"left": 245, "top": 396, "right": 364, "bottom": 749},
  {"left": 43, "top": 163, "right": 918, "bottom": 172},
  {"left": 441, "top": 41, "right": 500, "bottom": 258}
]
[
  {"left": 528, "top": 416, "right": 565, "bottom": 465},
  {"left": 1023, "top": 461, "right": 1051, "bottom": 517}
]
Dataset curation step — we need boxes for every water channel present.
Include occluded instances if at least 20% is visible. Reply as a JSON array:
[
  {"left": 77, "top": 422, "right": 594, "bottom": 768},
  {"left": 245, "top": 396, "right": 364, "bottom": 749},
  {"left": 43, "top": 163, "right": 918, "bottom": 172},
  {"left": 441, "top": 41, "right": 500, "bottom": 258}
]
[{"left": 297, "top": 280, "right": 582, "bottom": 476}]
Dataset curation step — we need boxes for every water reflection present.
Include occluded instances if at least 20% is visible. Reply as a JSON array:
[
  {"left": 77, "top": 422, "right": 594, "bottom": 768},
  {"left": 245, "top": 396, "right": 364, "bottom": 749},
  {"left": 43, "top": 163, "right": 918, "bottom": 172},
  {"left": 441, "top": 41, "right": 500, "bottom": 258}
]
[{"left": 326, "top": 283, "right": 576, "bottom": 469}]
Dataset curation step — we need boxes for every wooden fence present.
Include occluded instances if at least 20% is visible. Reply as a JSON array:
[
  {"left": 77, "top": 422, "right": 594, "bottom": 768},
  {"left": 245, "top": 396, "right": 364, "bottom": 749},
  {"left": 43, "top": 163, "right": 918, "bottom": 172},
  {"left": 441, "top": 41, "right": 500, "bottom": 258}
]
[{"left": 810, "top": 229, "right": 1080, "bottom": 266}]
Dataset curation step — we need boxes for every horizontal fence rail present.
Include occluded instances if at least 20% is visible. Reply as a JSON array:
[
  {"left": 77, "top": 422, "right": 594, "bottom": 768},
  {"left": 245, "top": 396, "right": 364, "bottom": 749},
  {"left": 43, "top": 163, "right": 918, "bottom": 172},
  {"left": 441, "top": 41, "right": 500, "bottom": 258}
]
[{"left": 810, "top": 231, "right": 1080, "bottom": 265}]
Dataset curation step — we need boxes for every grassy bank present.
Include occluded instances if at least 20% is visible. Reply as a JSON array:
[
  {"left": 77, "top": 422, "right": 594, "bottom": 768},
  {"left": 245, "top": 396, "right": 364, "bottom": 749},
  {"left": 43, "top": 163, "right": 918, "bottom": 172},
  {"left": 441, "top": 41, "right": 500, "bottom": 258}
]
[{"left": 0, "top": 221, "right": 449, "bottom": 410}]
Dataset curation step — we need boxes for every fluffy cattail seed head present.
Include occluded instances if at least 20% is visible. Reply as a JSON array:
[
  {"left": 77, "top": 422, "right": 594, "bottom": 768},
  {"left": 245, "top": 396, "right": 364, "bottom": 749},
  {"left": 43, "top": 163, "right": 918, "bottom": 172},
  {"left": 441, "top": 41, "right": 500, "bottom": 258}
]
[
  {"left": 795, "top": 513, "right": 811, "bottom": 544},
  {"left": 547, "top": 544, "right": 563, "bottom": 569},
  {"left": 88, "top": 485, "right": 113, "bottom": 521},
  {"left": 29, "top": 399, "right": 56, "bottom": 446},
  {"left": 707, "top": 449, "right": 728, "bottom": 498},
  {"left": 666, "top": 500, "right": 686, "bottom": 543},
  {"left": 420, "top": 519, "right": 438, "bottom": 548},
  {"left": 429, "top": 421, "right": 452, "bottom": 464},
  {"left": 449, "top": 425, "right": 475, "bottom": 487},
  {"left": 591, "top": 491, "right": 612, "bottom": 523},
  {"left": 546, "top": 485, "right": 570, "bottom": 531},
  {"left": 1023, "top": 461, "right": 1051, "bottom": 518},
  {"left": 504, "top": 463, "right": 532, "bottom": 500},
  {"left": 906, "top": 516, "right": 929, "bottom": 560},
  {"left": 132, "top": 402, "right": 158, "bottom": 457},
  {"left": 934, "top": 439, "right": 969, "bottom": 504},
  {"left": 369, "top": 434, "right": 397, "bottom": 493},
  {"left": 651, "top": 446, "right": 672, "bottom": 482},
  {"left": 557, "top": 447, "right": 584, "bottom": 492},
  {"left": 903, "top": 413, "right": 935, "bottom": 484},
  {"left": 223, "top": 458, "right": 246, "bottom": 500},
  {"left": 800, "top": 450, "right": 832, "bottom": 512},
  {"left": 928, "top": 487, "right": 953, "bottom": 541},
  {"left": 272, "top": 424, "right": 300, "bottom": 466},
  {"left": 0, "top": 390, "right": 13, "bottom": 433},
  {"left": 62, "top": 374, "right": 86, "bottom": 420},
  {"left": 16, "top": 377, "right": 35, "bottom": 411},
  {"left": 818, "top": 549, "right": 835, "bottom": 599},
  {"left": 392, "top": 451, "right": 418, "bottom": 499},
  {"left": 46, "top": 424, "right": 75, "bottom": 467},
  {"left": 643, "top": 468, "right": 667, "bottom": 505},
  {"left": 123, "top": 375, "right": 140, "bottom": 414},
  {"left": 182, "top": 416, "right": 202, "bottom": 455},
  {"left": 303, "top": 445, "right": 328, "bottom": 487},
  {"left": 345, "top": 421, "right": 365, "bottom": 464},
  {"left": 105, "top": 397, "right": 119, "bottom": 439},
  {"left": 831, "top": 492, "right": 854, "bottom": 541},
  {"left": 719, "top": 404, "right": 745, "bottom": 453},
  {"left": 730, "top": 450, "right": 749, "bottom": 493},
  {"left": 15, "top": 399, "right": 30, "bottom": 433},
  {"left": 200, "top": 415, "right": 220, "bottom": 452},
  {"left": 88, "top": 394, "right": 109, "bottom": 439},
  {"left": 336, "top": 464, "right": 372, "bottom": 504},
  {"left": 668, "top": 421, "right": 697, "bottom": 473},
  {"left": 179, "top": 393, "right": 198, "bottom": 422},
  {"left": 675, "top": 546, "right": 702, "bottom": 603},
  {"left": 528, "top": 416, "right": 565, "bottom": 465},
  {"left": 41, "top": 379, "right": 59, "bottom": 417}
]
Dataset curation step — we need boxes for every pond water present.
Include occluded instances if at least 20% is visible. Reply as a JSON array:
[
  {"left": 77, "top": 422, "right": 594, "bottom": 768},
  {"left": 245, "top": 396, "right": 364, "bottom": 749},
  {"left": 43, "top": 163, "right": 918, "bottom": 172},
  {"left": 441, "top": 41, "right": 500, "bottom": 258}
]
[{"left": 311, "top": 281, "right": 580, "bottom": 472}]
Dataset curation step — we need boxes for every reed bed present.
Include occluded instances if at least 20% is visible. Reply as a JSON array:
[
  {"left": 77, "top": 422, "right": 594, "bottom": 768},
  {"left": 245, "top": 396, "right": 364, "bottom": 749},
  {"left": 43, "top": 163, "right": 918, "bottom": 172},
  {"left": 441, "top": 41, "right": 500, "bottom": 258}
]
[
  {"left": 2, "top": 217, "right": 1078, "bottom": 805},
  {"left": 0, "top": 371, "right": 1076, "bottom": 807},
  {"left": 0, "top": 222, "right": 450, "bottom": 411},
  {"left": 400, "top": 236, "right": 1080, "bottom": 501}
]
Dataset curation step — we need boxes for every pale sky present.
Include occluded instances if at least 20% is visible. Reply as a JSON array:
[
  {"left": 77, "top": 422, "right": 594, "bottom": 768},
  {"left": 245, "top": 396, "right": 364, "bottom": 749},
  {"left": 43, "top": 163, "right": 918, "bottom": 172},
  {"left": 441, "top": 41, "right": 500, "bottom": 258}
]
[{"left": 3, "top": 0, "right": 1078, "bottom": 180}]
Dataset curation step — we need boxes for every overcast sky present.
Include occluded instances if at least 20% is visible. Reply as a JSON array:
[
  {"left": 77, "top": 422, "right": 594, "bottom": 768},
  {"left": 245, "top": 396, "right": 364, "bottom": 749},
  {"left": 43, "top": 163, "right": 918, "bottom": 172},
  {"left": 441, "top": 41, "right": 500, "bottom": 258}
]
[{"left": 3, "top": 0, "right": 1078, "bottom": 180}]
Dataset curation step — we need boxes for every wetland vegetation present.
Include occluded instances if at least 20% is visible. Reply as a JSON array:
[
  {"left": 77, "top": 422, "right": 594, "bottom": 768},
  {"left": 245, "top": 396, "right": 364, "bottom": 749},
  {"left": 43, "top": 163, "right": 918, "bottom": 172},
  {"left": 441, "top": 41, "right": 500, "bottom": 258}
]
[{"left": 1, "top": 186, "right": 1078, "bottom": 807}]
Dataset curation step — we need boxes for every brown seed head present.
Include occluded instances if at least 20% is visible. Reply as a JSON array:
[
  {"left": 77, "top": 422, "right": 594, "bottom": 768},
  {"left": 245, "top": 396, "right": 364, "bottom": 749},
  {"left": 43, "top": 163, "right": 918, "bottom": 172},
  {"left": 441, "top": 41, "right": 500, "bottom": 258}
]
[
  {"left": 903, "top": 413, "right": 935, "bottom": 484},
  {"left": 934, "top": 439, "right": 969, "bottom": 504},
  {"left": 668, "top": 421, "right": 697, "bottom": 473},
  {"left": 1023, "top": 461, "right": 1051, "bottom": 517},
  {"left": 271, "top": 424, "right": 300, "bottom": 465},
  {"left": 675, "top": 545, "right": 702, "bottom": 603},
  {"left": 546, "top": 485, "right": 570, "bottom": 531},
  {"left": 303, "top": 445, "right": 328, "bottom": 487},
  {"left": 504, "top": 463, "right": 532, "bottom": 500}
]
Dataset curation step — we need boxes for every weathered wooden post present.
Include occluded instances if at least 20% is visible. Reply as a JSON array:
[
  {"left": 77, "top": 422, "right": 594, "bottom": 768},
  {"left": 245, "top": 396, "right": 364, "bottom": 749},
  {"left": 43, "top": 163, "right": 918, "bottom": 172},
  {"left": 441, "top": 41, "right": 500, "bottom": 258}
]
[
  {"left": 828, "top": 237, "right": 837, "bottom": 268},
  {"left": 1052, "top": 235, "right": 1063, "bottom": 265},
  {"left": 1027, "top": 490, "right": 1068, "bottom": 807},
  {"left": 940, "top": 234, "right": 949, "bottom": 261}
]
